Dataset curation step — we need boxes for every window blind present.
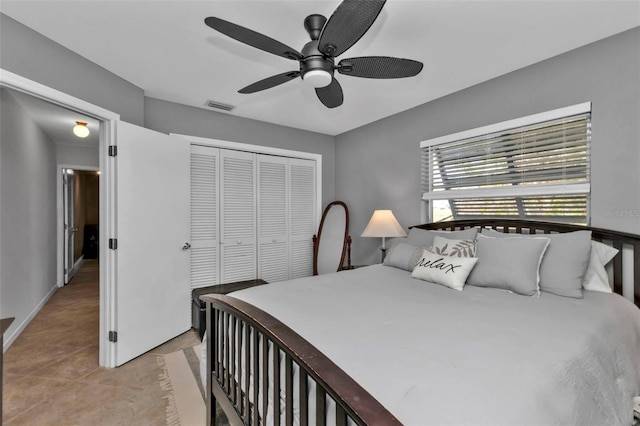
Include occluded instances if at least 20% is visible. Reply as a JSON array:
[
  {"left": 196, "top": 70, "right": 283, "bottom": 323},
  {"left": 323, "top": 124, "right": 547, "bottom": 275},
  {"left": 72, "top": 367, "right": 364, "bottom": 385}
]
[{"left": 420, "top": 103, "right": 591, "bottom": 223}]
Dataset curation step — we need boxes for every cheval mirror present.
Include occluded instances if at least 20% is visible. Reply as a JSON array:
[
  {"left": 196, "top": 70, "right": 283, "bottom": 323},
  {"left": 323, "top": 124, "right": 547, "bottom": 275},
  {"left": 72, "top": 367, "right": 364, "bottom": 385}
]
[{"left": 313, "top": 201, "right": 351, "bottom": 275}]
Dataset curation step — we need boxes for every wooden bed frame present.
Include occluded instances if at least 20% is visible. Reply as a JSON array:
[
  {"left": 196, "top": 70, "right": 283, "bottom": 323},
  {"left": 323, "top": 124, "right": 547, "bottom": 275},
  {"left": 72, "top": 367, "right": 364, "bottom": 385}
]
[{"left": 202, "top": 219, "right": 640, "bottom": 425}]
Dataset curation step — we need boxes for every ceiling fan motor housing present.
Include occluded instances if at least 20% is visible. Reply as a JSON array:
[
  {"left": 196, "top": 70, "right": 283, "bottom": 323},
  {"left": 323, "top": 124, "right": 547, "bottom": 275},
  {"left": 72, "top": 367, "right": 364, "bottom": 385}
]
[{"left": 303, "top": 14, "right": 327, "bottom": 41}]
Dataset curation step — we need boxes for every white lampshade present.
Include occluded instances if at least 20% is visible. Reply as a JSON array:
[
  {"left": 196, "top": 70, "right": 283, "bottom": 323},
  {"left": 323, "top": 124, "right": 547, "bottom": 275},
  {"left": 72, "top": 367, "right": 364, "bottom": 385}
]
[
  {"left": 361, "top": 210, "right": 406, "bottom": 238},
  {"left": 361, "top": 210, "right": 406, "bottom": 262},
  {"left": 73, "top": 121, "right": 90, "bottom": 138}
]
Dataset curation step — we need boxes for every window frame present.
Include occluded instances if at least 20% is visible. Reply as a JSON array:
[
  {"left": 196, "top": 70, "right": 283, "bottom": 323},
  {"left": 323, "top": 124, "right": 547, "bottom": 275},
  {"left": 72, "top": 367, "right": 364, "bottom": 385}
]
[{"left": 420, "top": 102, "right": 592, "bottom": 224}]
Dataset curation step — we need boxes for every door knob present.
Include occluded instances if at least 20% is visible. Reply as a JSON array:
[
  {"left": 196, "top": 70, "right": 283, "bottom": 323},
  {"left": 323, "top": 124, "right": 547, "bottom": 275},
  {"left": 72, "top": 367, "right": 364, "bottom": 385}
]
[{"left": 182, "top": 243, "right": 191, "bottom": 250}]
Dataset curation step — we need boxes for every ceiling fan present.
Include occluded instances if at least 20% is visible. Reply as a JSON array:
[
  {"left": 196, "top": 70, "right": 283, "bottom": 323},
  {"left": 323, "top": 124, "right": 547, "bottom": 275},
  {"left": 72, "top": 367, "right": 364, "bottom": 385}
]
[{"left": 205, "top": 0, "right": 423, "bottom": 108}]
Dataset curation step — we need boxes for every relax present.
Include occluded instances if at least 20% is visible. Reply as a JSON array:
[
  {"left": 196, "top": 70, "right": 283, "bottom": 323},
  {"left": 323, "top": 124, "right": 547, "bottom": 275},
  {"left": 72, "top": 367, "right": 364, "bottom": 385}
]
[{"left": 416, "top": 257, "right": 460, "bottom": 274}]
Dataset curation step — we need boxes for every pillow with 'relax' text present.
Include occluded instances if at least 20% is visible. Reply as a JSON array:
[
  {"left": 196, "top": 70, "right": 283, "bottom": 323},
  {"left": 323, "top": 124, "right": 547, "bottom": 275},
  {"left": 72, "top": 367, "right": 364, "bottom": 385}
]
[{"left": 411, "top": 249, "right": 478, "bottom": 291}]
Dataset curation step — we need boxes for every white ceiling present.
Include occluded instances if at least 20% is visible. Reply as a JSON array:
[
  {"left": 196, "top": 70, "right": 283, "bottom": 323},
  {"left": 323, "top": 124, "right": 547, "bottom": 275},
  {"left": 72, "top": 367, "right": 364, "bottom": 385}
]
[
  {"left": 6, "top": 88, "right": 100, "bottom": 147},
  {"left": 1, "top": 1, "right": 638, "bottom": 136}
]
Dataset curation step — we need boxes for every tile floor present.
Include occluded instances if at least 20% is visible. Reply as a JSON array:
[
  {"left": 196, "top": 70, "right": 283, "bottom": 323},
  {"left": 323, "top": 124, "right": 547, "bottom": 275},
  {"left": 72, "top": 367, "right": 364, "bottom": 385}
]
[{"left": 2, "top": 259, "right": 201, "bottom": 425}]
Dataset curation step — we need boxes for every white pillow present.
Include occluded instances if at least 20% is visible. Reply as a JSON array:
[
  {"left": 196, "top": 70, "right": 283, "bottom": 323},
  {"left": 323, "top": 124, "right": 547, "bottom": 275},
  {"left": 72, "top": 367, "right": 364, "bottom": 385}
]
[
  {"left": 431, "top": 236, "right": 476, "bottom": 257},
  {"left": 406, "top": 227, "right": 479, "bottom": 248},
  {"left": 583, "top": 241, "right": 618, "bottom": 293},
  {"left": 411, "top": 249, "right": 478, "bottom": 291}
]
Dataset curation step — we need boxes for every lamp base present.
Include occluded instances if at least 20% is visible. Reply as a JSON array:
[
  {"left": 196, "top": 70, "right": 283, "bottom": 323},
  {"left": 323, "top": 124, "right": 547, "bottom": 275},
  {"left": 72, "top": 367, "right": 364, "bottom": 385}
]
[{"left": 380, "top": 247, "right": 387, "bottom": 263}]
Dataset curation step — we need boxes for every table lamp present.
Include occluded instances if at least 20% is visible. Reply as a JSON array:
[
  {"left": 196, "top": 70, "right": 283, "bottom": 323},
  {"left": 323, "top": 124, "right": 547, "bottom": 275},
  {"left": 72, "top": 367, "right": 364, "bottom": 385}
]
[{"left": 361, "top": 210, "right": 407, "bottom": 262}]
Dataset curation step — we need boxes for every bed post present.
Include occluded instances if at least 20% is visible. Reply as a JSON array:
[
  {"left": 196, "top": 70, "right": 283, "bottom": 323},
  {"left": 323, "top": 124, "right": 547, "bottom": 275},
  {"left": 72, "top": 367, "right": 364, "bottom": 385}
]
[
  {"left": 634, "top": 241, "right": 640, "bottom": 308},
  {"left": 206, "top": 303, "right": 215, "bottom": 426}
]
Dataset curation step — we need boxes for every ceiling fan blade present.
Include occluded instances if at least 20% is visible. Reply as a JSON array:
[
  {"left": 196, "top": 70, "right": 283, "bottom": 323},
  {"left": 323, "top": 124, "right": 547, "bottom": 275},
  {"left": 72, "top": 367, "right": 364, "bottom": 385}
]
[
  {"left": 318, "top": 0, "right": 386, "bottom": 58},
  {"left": 239, "top": 71, "right": 301, "bottom": 94},
  {"left": 338, "top": 56, "right": 423, "bottom": 79},
  {"left": 205, "top": 16, "right": 303, "bottom": 61},
  {"left": 315, "top": 78, "right": 344, "bottom": 108}
]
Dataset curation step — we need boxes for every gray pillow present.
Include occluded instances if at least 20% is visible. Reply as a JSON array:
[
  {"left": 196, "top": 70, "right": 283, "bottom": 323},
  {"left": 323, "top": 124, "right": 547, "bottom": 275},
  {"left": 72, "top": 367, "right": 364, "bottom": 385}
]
[
  {"left": 480, "top": 229, "right": 592, "bottom": 298},
  {"left": 406, "top": 227, "right": 478, "bottom": 248},
  {"left": 383, "top": 241, "right": 423, "bottom": 271},
  {"left": 467, "top": 234, "right": 550, "bottom": 296}
]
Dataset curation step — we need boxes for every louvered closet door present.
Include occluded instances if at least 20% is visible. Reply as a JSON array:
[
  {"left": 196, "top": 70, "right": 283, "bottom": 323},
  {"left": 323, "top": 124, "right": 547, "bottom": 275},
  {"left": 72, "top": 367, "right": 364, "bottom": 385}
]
[
  {"left": 190, "top": 145, "right": 219, "bottom": 289},
  {"left": 220, "top": 150, "right": 257, "bottom": 283},
  {"left": 257, "top": 155, "right": 289, "bottom": 283},
  {"left": 289, "top": 158, "right": 317, "bottom": 279}
]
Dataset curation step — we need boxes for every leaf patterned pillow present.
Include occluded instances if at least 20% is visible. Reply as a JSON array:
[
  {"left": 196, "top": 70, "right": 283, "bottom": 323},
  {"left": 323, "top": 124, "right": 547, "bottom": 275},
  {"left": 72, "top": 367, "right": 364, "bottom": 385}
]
[{"left": 431, "top": 236, "right": 476, "bottom": 258}]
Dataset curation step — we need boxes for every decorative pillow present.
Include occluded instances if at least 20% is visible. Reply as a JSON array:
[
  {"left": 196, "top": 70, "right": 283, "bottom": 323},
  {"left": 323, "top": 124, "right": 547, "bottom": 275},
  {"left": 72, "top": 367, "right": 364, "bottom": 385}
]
[
  {"left": 480, "top": 229, "right": 591, "bottom": 298},
  {"left": 383, "top": 241, "right": 423, "bottom": 271},
  {"left": 431, "top": 236, "right": 476, "bottom": 257},
  {"left": 583, "top": 240, "right": 618, "bottom": 293},
  {"left": 411, "top": 250, "right": 478, "bottom": 291},
  {"left": 466, "top": 234, "right": 550, "bottom": 296},
  {"left": 406, "top": 227, "right": 478, "bottom": 248}
]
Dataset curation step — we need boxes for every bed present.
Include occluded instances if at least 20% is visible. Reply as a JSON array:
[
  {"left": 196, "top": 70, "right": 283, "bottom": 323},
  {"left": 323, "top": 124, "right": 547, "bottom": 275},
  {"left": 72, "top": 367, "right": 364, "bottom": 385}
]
[{"left": 201, "top": 219, "right": 640, "bottom": 425}]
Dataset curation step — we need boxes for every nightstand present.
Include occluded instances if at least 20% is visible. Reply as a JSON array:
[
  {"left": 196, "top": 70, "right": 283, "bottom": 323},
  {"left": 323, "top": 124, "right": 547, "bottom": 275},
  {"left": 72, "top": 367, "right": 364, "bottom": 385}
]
[{"left": 192, "top": 279, "right": 268, "bottom": 339}]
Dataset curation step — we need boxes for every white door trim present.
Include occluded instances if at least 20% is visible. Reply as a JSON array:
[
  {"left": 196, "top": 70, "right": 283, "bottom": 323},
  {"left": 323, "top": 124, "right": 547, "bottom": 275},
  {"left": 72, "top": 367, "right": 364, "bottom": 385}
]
[
  {"left": 57, "top": 164, "right": 99, "bottom": 288},
  {"left": 1, "top": 68, "right": 120, "bottom": 367}
]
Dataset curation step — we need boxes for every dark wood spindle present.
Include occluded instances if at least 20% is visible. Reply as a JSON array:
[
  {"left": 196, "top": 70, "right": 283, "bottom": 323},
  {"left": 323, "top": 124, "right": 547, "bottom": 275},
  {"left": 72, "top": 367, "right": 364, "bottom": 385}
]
[
  {"left": 299, "top": 370, "right": 308, "bottom": 426},
  {"left": 262, "top": 335, "right": 269, "bottom": 424},
  {"left": 285, "top": 355, "right": 294, "bottom": 426},
  {"left": 273, "top": 347, "right": 281, "bottom": 425},
  {"left": 316, "top": 386, "right": 326, "bottom": 426},
  {"left": 252, "top": 328, "right": 260, "bottom": 426}
]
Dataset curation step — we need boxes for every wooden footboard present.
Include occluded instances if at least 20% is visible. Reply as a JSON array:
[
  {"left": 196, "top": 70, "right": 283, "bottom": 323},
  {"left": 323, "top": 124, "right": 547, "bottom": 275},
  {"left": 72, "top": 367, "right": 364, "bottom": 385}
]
[
  {"left": 202, "top": 294, "right": 401, "bottom": 426},
  {"left": 413, "top": 219, "right": 640, "bottom": 307}
]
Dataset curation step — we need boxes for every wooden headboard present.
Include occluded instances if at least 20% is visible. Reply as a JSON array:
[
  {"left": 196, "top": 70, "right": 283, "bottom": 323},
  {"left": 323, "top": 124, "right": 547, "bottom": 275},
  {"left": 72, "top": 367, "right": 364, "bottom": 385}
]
[{"left": 412, "top": 219, "right": 640, "bottom": 307}]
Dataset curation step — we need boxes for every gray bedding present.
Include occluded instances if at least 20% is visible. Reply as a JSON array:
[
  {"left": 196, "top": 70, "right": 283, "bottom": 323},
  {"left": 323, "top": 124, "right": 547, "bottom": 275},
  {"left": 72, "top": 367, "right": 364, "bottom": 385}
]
[{"left": 230, "top": 264, "right": 640, "bottom": 426}]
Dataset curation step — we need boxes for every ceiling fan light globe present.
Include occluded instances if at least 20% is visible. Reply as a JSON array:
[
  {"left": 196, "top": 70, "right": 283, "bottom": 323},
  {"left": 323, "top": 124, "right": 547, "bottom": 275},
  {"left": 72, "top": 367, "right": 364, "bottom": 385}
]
[{"left": 303, "top": 70, "right": 332, "bottom": 88}]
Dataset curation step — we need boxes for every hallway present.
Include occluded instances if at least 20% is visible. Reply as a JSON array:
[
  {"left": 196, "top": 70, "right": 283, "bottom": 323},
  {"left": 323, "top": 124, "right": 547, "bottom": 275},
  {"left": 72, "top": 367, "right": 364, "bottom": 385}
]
[{"left": 2, "top": 259, "right": 199, "bottom": 424}]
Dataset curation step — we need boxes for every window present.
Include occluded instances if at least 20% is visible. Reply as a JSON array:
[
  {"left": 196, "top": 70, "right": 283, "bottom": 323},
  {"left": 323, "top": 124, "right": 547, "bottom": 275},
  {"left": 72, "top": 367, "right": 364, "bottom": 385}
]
[{"left": 420, "top": 103, "right": 591, "bottom": 224}]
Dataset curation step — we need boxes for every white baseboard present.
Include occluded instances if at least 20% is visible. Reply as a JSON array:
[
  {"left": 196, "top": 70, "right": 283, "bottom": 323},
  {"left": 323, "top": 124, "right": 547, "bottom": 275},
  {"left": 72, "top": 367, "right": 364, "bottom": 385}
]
[{"left": 3, "top": 283, "right": 59, "bottom": 352}]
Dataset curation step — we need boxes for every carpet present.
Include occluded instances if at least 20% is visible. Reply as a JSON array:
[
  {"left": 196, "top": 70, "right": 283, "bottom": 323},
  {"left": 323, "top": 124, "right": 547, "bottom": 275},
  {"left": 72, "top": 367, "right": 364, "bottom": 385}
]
[{"left": 157, "top": 344, "right": 206, "bottom": 426}]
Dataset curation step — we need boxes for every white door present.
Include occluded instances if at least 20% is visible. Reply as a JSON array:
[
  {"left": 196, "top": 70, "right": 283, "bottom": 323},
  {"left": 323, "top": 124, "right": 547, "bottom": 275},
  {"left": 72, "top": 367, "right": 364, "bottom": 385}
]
[
  {"left": 63, "top": 169, "right": 77, "bottom": 283},
  {"left": 289, "top": 158, "right": 317, "bottom": 279},
  {"left": 257, "top": 155, "right": 289, "bottom": 283},
  {"left": 114, "top": 121, "right": 190, "bottom": 366},
  {"left": 190, "top": 145, "right": 220, "bottom": 289},
  {"left": 220, "top": 150, "right": 257, "bottom": 283}
]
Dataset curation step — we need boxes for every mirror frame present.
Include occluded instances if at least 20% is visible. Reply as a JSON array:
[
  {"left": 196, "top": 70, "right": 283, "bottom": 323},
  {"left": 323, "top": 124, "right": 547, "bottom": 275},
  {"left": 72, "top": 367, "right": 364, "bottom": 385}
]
[{"left": 313, "top": 201, "right": 351, "bottom": 275}]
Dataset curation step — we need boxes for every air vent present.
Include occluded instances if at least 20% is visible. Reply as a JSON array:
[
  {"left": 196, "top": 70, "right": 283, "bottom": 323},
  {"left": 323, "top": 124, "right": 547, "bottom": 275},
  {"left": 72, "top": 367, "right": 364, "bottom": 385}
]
[{"left": 205, "top": 99, "right": 235, "bottom": 112}]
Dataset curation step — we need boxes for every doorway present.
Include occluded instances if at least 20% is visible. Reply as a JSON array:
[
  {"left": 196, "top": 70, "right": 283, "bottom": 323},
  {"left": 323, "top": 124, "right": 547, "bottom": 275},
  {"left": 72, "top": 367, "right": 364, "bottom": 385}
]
[
  {"left": 1, "top": 68, "right": 119, "bottom": 367},
  {"left": 63, "top": 168, "right": 100, "bottom": 284}
]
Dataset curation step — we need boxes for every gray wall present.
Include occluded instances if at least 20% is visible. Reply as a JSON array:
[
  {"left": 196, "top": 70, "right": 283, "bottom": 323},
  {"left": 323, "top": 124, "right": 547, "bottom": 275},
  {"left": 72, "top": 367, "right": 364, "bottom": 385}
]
[
  {"left": 337, "top": 27, "right": 640, "bottom": 265},
  {"left": 56, "top": 144, "right": 99, "bottom": 168},
  {"left": 1, "top": 89, "right": 58, "bottom": 341},
  {"left": 0, "top": 12, "right": 337, "bottom": 346},
  {"left": 0, "top": 13, "right": 145, "bottom": 126},
  {"left": 0, "top": 12, "right": 336, "bottom": 204},
  {"left": 144, "top": 97, "right": 336, "bottom": 204}
]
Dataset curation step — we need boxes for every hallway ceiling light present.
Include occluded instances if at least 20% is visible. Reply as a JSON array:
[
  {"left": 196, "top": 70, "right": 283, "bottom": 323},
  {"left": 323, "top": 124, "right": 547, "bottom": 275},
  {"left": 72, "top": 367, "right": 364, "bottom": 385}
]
[{"left": 73, "top": 121, "right": 90, "bottom": 138}]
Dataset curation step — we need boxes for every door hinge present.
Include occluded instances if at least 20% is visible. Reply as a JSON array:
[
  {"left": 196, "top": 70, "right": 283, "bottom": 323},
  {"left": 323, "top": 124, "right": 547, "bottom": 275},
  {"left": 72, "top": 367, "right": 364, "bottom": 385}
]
[
  {"left": 108, "top": 331, "right": 118, "bottom": 343},
  {"left": 109, "top": 238, "right": 118, "bottom": 250},
  {"left": 108, "top": 145, "right": 117, "bottom": 157}
]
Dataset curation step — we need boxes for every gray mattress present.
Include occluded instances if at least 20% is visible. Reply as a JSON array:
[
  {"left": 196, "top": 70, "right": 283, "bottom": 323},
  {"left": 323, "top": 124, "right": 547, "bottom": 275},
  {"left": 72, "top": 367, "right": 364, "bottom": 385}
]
[{"left": 230, "top": 264, "right": 640, "bottom": 425}]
